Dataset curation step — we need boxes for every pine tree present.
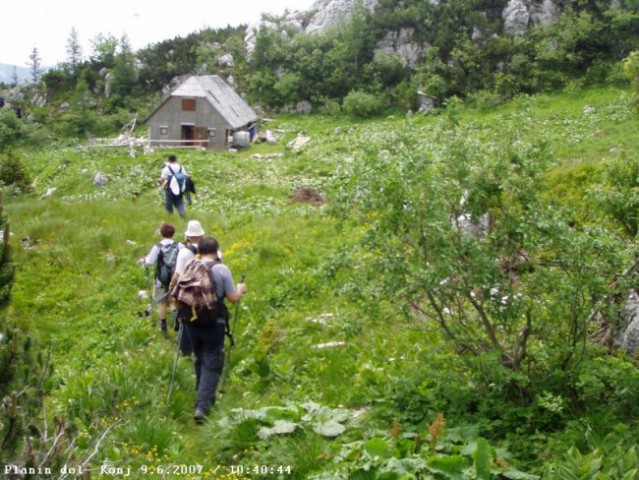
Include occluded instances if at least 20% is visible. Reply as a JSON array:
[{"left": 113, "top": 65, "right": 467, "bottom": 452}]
[
  {"left": 0, "top": 191, "right": 13, "bottom": 312},
  {"left": 66, "top": 27, "right": 83, "bottom": 79},
  {"left": 28, "top": 47, "right": 43, "bottom": 83}
]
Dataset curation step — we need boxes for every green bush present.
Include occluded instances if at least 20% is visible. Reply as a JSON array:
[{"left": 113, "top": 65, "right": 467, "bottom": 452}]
[
  {"left": 319, "top": 98, "right": 341, "bottom": 116},
  {"left": 0, "top": 150, "right": 33, "bottom": 195},
  {"left": 0, "top": 109, "right": 23, "bottom": 148},
  {"left": 342, "top": 90, "right": 386, "bottom": 117}
]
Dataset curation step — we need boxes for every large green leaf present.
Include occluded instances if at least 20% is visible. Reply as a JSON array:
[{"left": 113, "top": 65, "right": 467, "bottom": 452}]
[
  {"left": 474, "top": 438, "right": 492, "bottom": 480},
  {"left": 427, "top": 454, "right": 468, "bottom": 475},
  {"left": 257, "top": 420, "right": 298, "bottom": 439},
  {"left": 364, "top": 438, "right": 392, "bottom": 459},
  {"left": 312, "top": 420, "right": 346, "bottom": 437}
]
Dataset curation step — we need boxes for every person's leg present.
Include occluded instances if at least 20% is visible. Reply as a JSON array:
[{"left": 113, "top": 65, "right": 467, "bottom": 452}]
[
  {"left": 175, "top": 194, "right": 186, "bottom": 218},
  {"left": 195, "top": 344, "right": 224, "bottom": 415},
  {"left": 165, "top": 190, "right": 174, "bottom": 214},
  {"left": 186, "top": 325, "right": 203, "bottom": 389},
  {"left": 193, "top": 323, "right": 226, "bottom": 416},
  {"left": 179, "top": 321, "right": 193, "bottom": 356},
  {"left": 154, "top": 286, "right": 168, "bottom": 332}
]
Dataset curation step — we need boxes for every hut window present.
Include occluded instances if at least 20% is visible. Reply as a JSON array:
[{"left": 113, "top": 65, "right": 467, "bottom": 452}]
[
  {"left": 182, "top": 99, "right": 196, "bottom": 111},
  {"left": 159, "top": 126, "right": 168, "bottom": 136}
]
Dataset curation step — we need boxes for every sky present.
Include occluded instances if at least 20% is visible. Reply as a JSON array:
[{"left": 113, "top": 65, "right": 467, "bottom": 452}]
[{"left": 1, "top": 0, "right": 317, "bottom": 67}]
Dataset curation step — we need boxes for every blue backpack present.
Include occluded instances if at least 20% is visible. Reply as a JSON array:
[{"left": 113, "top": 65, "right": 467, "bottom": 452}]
[{"left": 168, "top": 165, "right": 186, "bottom": 194}]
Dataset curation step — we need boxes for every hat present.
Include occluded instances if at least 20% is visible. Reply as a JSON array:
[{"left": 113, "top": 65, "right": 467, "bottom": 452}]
[{"left": 185, "top": 220, "right": 205, "bottom": 237}]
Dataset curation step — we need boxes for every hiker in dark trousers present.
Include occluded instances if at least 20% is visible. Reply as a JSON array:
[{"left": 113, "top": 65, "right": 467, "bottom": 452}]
[
  {"left": 170, "top": 221, "right": 223, "bottom": 355},
  {"left": 139, "top": 222, "right": 183, "bottom": 332},
  {"left": 180, "top": 237, "right": 246, "bottom": 424},
  {"left": 158, "top": 154, "right": 188, "bottom": 217}
]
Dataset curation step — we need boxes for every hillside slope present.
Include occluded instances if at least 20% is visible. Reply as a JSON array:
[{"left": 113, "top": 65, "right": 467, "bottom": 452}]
[{"left": 3, "top": 87, "right": 639, "bottom": 479}]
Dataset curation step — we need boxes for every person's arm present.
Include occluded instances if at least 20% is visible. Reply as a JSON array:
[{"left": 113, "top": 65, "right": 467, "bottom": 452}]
[
  {"left": 140, "top": 245, "right": 159, "bottom": 266},
  {"left": 226, "top": 280, "right": 247, "bottom": 304},
  {"left": 169, "top": 250, "right": 186, "bottom": 289},
  {"left": 158, "top": 165, "right": 169, "bottom": 186}
]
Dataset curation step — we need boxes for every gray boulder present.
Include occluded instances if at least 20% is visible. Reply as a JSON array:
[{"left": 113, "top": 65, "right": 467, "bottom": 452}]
[
  {"left": 305, "top": 0, "right": 377, "bottom": 35},
  {"left": 217, "top": 53, "right": 235, "bottom": 68},
  {"left": 503, "top": 0, "right": 530, "bottom": 36},
  {"left": 93, "top": 172, "right": 108, "bottom": 187},
  {"left": 296, "top": 100, "right": 313, "bottom": 115},
  {"left": 616, "top": 290, "right": 639, "bottom": 356},
  {"left": 375, "top": 28, "right": 426, "bottom": 68},
  {"left": 503, "top": 0, "right": 560, "bottom": 36}
]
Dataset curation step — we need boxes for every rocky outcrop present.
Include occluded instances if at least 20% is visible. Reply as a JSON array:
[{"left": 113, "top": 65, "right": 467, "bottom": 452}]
[
  {"left": 376, "top": 28, "right": 426, "bottom": 68},
  {"left": 616, "top": 290, "right": 639, "bottom": 357},
  {"left": 503, "top": 0, "right": 560, "bottom": 36},
  {"left": 503, "top": 0, "right": 530, "bottom": 36},
  {"left": 245, "top": 0, "right": 378, "bottom": 54},
  {"left": 305, "top": 0, "right": 377, "bottom": 35}
]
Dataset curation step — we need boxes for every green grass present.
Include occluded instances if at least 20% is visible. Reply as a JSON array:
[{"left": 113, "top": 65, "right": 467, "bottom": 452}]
[{"left": 3, "top": 85, "right": 639, "bottom": 478}]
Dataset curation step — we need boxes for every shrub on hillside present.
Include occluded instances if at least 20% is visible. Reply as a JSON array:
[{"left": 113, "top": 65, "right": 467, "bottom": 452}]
[
  {"left": 342, "top": 90, "right": 385, "bottom": 117},
  {"left": 0, "top": 109, "right": 23, "bottom": 148},
  {"left": 0, "top": 150, "right": 33, "bottom": 195}
]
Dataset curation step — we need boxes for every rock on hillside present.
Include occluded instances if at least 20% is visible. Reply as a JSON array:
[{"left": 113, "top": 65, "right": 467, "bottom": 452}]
[
  {"left": 305, "top": 0, "right": 377, "bottom": 35},
  {"left": 245, "top": 0, "right": 561, "bottom": 65},
  {"left": 503, "top": 0, "right": 560, "bottom": 36}
]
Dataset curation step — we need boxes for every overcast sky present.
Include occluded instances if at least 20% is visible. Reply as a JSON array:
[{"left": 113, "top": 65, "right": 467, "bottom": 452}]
[{"left": 1, "top": 0, "right": 317, "bottom": 67}]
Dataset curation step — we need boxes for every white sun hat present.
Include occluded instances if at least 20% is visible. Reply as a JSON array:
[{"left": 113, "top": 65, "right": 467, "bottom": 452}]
[{"left": 185, "top": 220, "right": 205, "bottom": 237}]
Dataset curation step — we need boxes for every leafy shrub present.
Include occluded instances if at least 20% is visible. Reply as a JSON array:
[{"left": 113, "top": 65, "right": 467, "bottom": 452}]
[
  {"left": 0, "top": 150, "right": 33, "bottom": 195},
  {"left": 468, "top": 90, "right": 505, "bottom": 111},
  {"left": 319, "top": 98, "right": 341, "bottom": 116},
  {"left": 0, "top": 109, "right": 23, "bottom": 148},
  {"left": 342, "top": 90, "right": 385, "bottom": 117},
  {"left": 575, "top": 355, "right": 639, "bottom": 419},
  {"left": 542, "top": 427, "right": 639, "bottom": 479},
  {"left": 590, "top": 153, "right": 639, "bottom": 236}
]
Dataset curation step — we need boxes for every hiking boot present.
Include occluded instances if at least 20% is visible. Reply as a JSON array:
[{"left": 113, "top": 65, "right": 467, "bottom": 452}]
[
  {"left": 194, "top": 409, "right": 207, "bottom": 425},
  {"left": 160, "top": 319, "right": 168, "bottom": 332}
]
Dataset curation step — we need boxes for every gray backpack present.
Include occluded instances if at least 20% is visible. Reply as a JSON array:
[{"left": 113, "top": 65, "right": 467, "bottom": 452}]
[{"left": 155, "top": 242, "right": 179, "bottom": 287}]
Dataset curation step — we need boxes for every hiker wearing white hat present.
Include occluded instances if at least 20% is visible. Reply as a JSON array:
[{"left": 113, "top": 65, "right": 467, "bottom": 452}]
[{"left": 184, "top": 220, "right": 205, "bottom": 237}]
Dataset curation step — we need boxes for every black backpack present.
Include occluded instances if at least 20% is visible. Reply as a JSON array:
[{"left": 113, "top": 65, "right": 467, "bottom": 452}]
[{"left": 155, "top": 241, "right": 179, "bottom": 288}]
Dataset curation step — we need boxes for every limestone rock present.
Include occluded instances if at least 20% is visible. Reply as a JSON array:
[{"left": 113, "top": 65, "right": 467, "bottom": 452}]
[
  {"left": 616, "top": 290, "right": 639, "bottom": 357},
  {"left": 305, "top": 0, "right": 377, "bottom": 35},
  {"left": 503, "top": 0, "right": 530, "bottom": 36},
  {"left": 375, "top": 28, "right": 426, "bottom": 68},
  {"left": 93, "top": 172, "right": 108, "bottom": 187}
]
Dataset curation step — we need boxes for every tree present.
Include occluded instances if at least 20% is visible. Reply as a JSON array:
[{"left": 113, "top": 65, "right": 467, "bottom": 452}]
[
  {"left": 66, "top": 27, "right": 83, "bottom": 77},
  {"left": 90, "top": 33, "right": 119, "bottom": 69},
  {"left": 0, "top": 191, "right": 13, "bottom": 311},
  {"left": 109, "top": 34, "right": 138, "bottom": 105},
  {"left": 333, "top": 119, "right": 628, "bottom": 386},
  {"left": 27, "top": 47, "right": 43, "bottom": 83},
  {"left": 623, "top": 50, "right": 639, "bottom": 112}
]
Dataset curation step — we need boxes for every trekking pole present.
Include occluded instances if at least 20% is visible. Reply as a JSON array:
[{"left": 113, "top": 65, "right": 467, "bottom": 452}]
[
  {"left": 136, "top": 291, "right": 171, "bottom": 318},
  {"left": 220, "top": 274, "right": 245, "bottom": 394},
  {"left": 164, "top": 322, "right": 184, "bottom": 416}
]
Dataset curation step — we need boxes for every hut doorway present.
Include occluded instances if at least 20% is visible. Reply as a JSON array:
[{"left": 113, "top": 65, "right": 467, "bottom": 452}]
[{"left": 181, "top": 125, "right": 194, "bottom": 146}]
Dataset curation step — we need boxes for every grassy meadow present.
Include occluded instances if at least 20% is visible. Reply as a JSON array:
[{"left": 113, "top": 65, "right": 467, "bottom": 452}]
[{"left": 3, "top": 86, "right": 639, "bottom": 479}]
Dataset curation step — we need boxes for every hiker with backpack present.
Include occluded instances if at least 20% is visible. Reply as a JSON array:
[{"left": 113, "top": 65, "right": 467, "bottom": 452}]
[
  {"left": 139, "top": 222, "right": 183, "bottom": 332},
  {"left": 171, "top": 236, "right": 246, "bottom": 424},
  {"left": 158, "top": 154, "right": 188, "bottom": 217},
  {"left": 169, "top": 220, "right": 222, "bottom": 355}
]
